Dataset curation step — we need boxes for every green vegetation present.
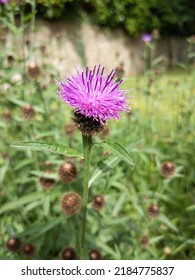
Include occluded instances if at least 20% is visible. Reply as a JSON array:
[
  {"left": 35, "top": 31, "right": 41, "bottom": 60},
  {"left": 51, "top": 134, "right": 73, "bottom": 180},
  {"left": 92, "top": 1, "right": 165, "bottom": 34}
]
[
  {"left": 0, "top": 0, "right": 195, "bottom": 260},
  {"left": 36, "top": 0, "right": 195, "bottom": 37}
]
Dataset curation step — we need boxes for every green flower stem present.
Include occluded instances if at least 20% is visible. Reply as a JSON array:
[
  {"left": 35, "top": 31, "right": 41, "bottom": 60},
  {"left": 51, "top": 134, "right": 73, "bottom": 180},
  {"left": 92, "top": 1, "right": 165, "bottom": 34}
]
[
  {"left": 80, "top": 134, "right": 92, "bottom": 258},
  {"left": 35, "top": 82, "right": 49, "bottom": 117}
]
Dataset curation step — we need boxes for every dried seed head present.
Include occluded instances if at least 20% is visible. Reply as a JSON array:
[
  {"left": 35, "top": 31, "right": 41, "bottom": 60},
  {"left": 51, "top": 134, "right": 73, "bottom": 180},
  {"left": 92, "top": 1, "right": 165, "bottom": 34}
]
[
  {"left": 27, "top": 62, "right": 41, "bottom": 80},
  {"left": 6, "top": 238, "right": 22, "bottom": 253},
  {"left": 89, "top": 249, "right": 102, "bottom": 260},
  {"left": 64, "top": 122, "right": 75, "bottom": 138},
  {"left": 148, "top": 204, "right": 160, "bottom": 218},
  {"left": 161, "top": 161, "right": 176, "bottom": 178},
  {"left": 39, "top": 170, "right": 55, "bottom": 190},
  {"left": 2, "top": 110, "right": 12, "bottom": 121},
  {"left": 73, "top": 111, "right": 105, "bottom": 136},
  {"left": 61, "top": 192, "right": 82, "bottom": 215},
  {"left": 60, "top": 246, "right": 77, "bottom": 260},
  {"left": 22, "top": 105, "right": 35, "bottom": 120},
  {"left": 140, "top": 235, "right": 149, "bottom": 249},
  {"left": 92, "top": 195, "right": 105, "bottom": 211},
  {"left": 115, "top": 63, "right": 125, "bottom": 81},
  {"left": 23, "top": 244, "right": 36, "bottom": 257},
  {"left": 58, "top": 161, "right": 77, "bottom": 184},
  {"left": 163, "top": 246, "right": 172, "bottom": 255},
  {"left": 7, "top": 53, "right": 15, "bottom": 64}
]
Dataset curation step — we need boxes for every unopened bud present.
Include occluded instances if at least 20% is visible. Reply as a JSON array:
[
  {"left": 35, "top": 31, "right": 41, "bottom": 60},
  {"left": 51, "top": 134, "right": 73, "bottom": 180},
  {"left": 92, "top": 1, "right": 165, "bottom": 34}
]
[{"left": 61, "top": 192, "right": 82, "bottom": 215}]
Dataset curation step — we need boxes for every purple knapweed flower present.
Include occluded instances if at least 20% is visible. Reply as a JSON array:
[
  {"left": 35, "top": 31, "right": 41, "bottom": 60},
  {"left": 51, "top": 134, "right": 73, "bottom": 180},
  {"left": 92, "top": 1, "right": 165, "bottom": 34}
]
[
  {"left": 141, "top": 34, "right": 153, "bottom": 43},
  {"left": 58, "top": 65, "right": 128, "bottom": 124},
  {"left": 0, "top": 0, "right": 8, "bottom": 4}
]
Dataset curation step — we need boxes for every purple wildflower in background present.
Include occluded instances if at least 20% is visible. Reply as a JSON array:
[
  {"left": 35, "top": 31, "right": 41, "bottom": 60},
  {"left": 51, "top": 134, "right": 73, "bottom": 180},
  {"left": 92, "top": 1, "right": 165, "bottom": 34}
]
[
  {"left": 0, "top": 0, "right": 8, "bottom": 4},
  {"left": 141, "top": 34, "right": 153, "bottom": 43},
  {"left": 58, "top": 65, "right": 128, "bottom": 124}
]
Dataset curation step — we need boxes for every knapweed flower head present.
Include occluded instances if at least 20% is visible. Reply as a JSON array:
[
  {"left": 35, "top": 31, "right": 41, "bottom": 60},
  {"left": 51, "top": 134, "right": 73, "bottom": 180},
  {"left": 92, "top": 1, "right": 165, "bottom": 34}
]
[
  {"left": 141, "top": 34, "right": 153, "bottom": 43},
  {"left": 58, "top": 65, "right": 128, "bottom": 125},
  {"left": 0, "top": 0, "right": 8, "bottom": 4}
]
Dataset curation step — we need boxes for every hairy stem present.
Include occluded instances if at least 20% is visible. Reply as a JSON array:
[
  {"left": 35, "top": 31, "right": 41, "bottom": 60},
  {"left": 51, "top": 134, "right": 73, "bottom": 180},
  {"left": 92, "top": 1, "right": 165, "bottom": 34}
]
[{"left": 80, "top": 134, "right": 92, "bottom": 258}]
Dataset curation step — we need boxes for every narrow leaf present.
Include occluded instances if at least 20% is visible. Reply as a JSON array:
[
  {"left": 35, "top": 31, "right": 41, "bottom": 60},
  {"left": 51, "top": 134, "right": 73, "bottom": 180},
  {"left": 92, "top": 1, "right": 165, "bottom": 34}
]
[
  {"left": 89, "top": 141, "right": 139, "bottom": 187},
  {"left": 101, "top": 140, "right": 134, "bottom": 166},
  {"left": 0, "top": 192, "right": 44, "bottom": 215},
  {"left": 16, "top": 216, "right": 64, "bottom": 239},
  {"left": 10, "top": 141, "right": 83, "bottom": 159},
  {"left": 89, "top": 154, "right": 120, "bottom": 187}
]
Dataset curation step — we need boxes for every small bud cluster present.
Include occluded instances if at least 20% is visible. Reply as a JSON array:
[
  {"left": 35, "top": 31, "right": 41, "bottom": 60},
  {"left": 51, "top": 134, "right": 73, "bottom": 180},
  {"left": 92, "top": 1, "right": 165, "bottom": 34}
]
[{"left": 6, "top": 237, "right": 36, "bottom": 257}]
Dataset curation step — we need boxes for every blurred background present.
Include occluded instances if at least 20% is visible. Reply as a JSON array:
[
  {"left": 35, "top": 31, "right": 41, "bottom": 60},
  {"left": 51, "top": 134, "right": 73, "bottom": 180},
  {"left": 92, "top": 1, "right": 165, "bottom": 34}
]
[{"left": 0, "top": 0, "right": 195, "bottom": 260}]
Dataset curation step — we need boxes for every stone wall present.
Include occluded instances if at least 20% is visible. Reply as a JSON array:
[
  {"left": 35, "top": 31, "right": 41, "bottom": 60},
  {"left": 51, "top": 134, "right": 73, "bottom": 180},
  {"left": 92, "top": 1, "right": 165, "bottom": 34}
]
[{"left": 4, "top": 19, "right": 190, "bottom": 76}]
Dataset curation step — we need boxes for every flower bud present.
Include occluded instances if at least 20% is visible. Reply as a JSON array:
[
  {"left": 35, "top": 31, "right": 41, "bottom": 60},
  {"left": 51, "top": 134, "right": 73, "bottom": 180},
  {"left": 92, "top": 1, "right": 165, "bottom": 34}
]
[
  {"left": 148, "top": 204, "right": 160, "bottom": 218},
  {"left": 163, "top": 246, "right": 172, "bottom": 255},
  {"left": 58, "top": 161, "right": 77, "bottom": 184},
  {"left": 161, "top": 161, "right": 176, "bottom": 178},
  {"left": 89, "top": 249, "right": 102, "bottom": 260},
  {"left": 39, "top": 170, "right": 55, "bottom": 190},
  {"left": 2, "top": 110, "right": 11, "bottom": 121},
  {"left": 23, "top": 244, "right": 36, "bottom": 257},
  {"left": 61, "top": 192, "right": 82, "bottom": 215},
  {"left": 140, "top": 235, "right": 149, "bottom": 248},
  {"left": 92, "top": 195, "right": 105, "bottom": 211},
  {"left": 22, "top": 105, "right": 35, "bottom": 120},
  {"left": 27, "top": 62, "right": 41, "bottom": 80},
  {"left": 60, "top": 247, "right": 77, "bottom": 260},
  {"left": 6, "top": 237, "right": 22, "bottom": 253}
]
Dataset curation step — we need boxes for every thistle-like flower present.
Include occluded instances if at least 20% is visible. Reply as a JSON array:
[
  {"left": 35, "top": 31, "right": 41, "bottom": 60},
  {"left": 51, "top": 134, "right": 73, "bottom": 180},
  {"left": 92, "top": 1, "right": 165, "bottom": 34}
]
[
  {"left": 0, "top": 0, "right": 8, "bottom": 4},
  {"left": 58, "top": 65, "right": 128, "bottom": 126},
  {"left": 141, "top": 34, "right": 153, "bottom": 43}
]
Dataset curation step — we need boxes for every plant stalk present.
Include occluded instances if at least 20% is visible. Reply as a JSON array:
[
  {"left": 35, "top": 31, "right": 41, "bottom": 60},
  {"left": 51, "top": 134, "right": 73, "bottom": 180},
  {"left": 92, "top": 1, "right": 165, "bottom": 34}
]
[{"left": 80, "top": 134, "right": 92, "bottom": 258}]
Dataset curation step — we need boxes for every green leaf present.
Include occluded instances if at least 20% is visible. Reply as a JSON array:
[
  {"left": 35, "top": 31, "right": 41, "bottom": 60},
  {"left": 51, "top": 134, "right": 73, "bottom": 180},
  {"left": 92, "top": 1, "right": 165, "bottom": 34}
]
[
  {"left": 7, "top": 97, "right": 44, "bottom": 113},
  {"left": 89, "top": 154, "right": 120, "bottom": 188},
  {"left": 16, "top": 216, "right": 65, "bottom": 239},
  {"left": 0, "top": 18, "right": 21, "bottom": 35},
  {"left": 151, "top": 55, "right": 164, "bottom": 66},
  {"left": 89, "top": 141, "right": 138, "bottom": 188},
  {"left": 101, "top": 140, "right": 134, "bottom": 166},
  {"left": 10, "top": 141, "right": 83, "bottom": 159},
  {"left": 158, "top": 214, "right": 178, "bottom": 233},
  {"left": 0, "top": 192, "right": 44, "bottom": 215}
]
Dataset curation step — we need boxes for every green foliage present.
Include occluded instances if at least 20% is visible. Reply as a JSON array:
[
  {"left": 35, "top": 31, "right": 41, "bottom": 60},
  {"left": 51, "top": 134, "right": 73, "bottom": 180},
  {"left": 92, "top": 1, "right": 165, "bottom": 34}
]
[
  {"left": 0, "top": 3, "right": 195, "bottom": 260},
  {"left": 37, "top": 0, "right": 75, "bottom": 18},
  {"left": 34, "top": 0, "right": 195, "bottom": 36}
]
